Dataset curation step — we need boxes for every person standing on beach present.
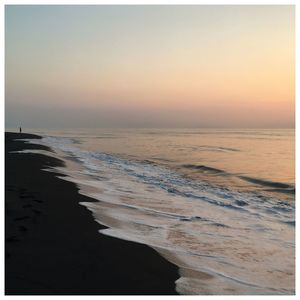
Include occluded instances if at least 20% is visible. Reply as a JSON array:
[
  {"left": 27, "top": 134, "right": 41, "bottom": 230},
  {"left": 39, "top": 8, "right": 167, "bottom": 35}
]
[{"left": 19, "top": 127, "right": 22, "bottom": 133}]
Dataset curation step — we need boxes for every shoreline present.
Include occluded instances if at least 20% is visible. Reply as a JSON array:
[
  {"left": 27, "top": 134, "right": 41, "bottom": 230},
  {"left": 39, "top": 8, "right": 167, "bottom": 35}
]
[{"left": 5, "top": 132, "right": 179, "bottom": 295}]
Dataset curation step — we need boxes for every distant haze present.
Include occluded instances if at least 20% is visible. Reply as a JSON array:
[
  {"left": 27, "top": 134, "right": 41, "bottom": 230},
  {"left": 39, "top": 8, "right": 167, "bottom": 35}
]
[{"left": 5, "top": 5, "right": 294, "bottom": 129}]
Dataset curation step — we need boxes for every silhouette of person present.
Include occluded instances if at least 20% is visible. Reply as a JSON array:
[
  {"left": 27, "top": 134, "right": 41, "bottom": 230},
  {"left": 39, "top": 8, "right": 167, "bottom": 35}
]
[{"left": 19, "top": 127, "right": 22, "bottom": 133}]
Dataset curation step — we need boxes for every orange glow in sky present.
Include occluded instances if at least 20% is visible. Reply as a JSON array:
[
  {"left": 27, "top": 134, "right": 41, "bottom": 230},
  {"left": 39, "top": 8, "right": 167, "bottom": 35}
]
[{"left": 5, "top": 5, "right": 294, "bottom": 128}]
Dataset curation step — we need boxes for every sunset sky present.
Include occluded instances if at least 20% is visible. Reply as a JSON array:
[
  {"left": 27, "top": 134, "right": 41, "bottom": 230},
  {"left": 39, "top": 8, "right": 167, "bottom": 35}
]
[{"left": 5, "top": 5, "right": 294, "bottom": 128}]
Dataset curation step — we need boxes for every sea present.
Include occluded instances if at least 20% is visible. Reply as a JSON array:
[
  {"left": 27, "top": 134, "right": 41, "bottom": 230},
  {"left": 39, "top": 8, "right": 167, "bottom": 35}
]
[{"left": 20, "top": 128, "right": 295, "bottom": 295}]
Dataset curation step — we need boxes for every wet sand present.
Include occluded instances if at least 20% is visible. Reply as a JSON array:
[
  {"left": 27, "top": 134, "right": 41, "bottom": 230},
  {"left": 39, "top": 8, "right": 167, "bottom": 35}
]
[{"left": 5, "top": 132, "right": 179, "bottom": 295}]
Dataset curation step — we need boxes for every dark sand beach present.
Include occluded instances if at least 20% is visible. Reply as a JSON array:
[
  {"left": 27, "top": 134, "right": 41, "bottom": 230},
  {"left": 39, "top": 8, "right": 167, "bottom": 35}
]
[{"left": 5, "top": 132, "right": 179, "bottom": 295}]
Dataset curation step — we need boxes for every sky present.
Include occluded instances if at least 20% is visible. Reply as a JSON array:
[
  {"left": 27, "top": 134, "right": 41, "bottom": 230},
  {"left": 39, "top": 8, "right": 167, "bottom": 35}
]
[{"left": 5, "top": 5, "right": 295, "bottom": 129}]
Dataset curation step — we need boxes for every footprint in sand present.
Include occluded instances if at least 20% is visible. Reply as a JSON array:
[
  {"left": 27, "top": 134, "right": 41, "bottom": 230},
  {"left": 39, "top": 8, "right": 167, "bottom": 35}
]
[
  {"left": 20, "top": 195, "right": 34, "bottom": 199},
  {"left": 22, "top": 204, "right": 33, "bottom": 208},
  {"left": 18, "top": 225, "right": 28, "bottom": 232},
  {"left": 33, "top": 199, "right": 43, "bottom": 203},
  {"left": 15, "top": 216, "right": 30, "bottom": 221},
  {"left": 6, "top": 236, "right": 19, "bottom": 243},
  {"left": 6, "top": 185, "right": 18, "bottom": 192}
]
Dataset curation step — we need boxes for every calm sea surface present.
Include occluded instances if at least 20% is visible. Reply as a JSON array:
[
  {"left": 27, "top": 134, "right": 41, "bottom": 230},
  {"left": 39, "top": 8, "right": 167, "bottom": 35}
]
[{"left": 25, "top": 128, "right": 295, "bottom": 294}]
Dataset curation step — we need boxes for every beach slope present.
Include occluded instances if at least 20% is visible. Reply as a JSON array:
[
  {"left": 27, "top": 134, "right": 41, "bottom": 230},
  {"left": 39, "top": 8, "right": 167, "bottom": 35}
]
[{"left": 5, "top": 132, "right": 179, "bottom": 295}]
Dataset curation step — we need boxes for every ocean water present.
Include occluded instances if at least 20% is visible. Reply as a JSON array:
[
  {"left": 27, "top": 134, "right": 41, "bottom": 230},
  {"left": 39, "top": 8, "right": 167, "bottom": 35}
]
[{"left": 23, "top": 128, "right": 294, "bottom": 294}]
